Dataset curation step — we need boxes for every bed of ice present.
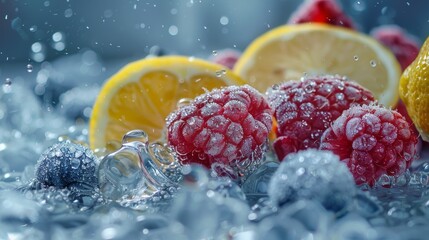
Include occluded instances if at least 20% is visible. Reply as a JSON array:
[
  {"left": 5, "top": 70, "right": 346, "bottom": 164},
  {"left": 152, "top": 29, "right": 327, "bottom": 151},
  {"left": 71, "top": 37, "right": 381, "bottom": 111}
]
[
  {"left": 1, "top": 51, "right": 429, "bottom": 240},
  {"left": 2, "top": 1, "right": 429, "bottom": 239}
]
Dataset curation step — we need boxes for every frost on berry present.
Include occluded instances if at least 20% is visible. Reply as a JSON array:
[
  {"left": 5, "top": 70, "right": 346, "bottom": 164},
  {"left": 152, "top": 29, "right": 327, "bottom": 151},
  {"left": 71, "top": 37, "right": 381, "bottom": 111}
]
[
  {"left": 268, "top": 149, "right": 356, "bottom": 213},
  {"left": 320, "top": 105, "right": 419, "bottom": 186},
  {"left": 166, "top": 85, "right": 273, "bottom": 170},
  {"left": 267, "top": 75, "right": 375, "bottom": 160}
]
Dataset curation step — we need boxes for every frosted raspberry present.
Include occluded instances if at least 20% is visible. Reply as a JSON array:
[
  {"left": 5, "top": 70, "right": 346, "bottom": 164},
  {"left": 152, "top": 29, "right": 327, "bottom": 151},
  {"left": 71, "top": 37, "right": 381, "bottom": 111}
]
[
  {"left": 288, "top": 0, "right": 356, "bottom": 29},
  {"left": 267, "top": 75, "right": 375, "bottom": 160},
  {"left": 166, "top": 85, "right": 273, "bottom": 169},
  {"left": 320, "top": 105, "right": 419, "bottom": 186},
  {"left": 210, "top": 49, "right": 241, "bottom": 70},
  {"left": 371, "top": 25, "right": 420, "bottom": 71}
]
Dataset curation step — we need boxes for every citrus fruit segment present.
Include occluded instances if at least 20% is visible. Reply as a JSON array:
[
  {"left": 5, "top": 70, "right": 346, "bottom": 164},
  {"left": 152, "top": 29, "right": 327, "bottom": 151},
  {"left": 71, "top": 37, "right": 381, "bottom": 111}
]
[
  {"left": 89, "top": 56, "right": 246, "bottom": 151},
  {"left": 399, "top": 36, "right": 429, "bottom": 141},
  {"left": 234, "top": 23, "right": 401, "bottom": 107}
]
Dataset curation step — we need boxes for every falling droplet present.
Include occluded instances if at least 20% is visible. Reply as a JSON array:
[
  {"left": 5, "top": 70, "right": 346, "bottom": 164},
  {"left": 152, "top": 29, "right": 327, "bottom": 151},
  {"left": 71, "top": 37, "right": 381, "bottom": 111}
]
[
  {"left": 4, "top": 78, "right": 12, "bottom": 86},
  {"left": 26, "top": 64, "right": 33, "bottom": 72}
]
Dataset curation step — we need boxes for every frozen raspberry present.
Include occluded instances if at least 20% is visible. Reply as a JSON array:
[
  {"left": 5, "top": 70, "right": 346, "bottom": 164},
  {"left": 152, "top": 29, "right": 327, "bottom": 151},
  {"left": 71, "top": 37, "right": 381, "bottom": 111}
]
[
  {"left": 371, "top": 25, "right": 420, "bottom": 71},
  {"left": 210, "top": 49, "right": 241, "bottom": 70},
  {"left": 267, "top": 75, "right": 375, "bottom": 160},
  {"left": 319, "top": 105, "right": 419, "bottom": 186},
  {"left": 288, "top": 0, "right": 356, "bottom": 29},
  {"left": 166, "top": 85, "right": 273, "bottom": 169}
]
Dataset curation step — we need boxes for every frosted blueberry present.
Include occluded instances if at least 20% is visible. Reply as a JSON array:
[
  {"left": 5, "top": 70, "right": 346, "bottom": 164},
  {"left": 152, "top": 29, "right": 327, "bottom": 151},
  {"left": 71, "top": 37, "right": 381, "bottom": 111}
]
[
  {"left": 35, "top": 141, "right": 98, "bottom": 189},
  {"left": 268, "top": 149, "right": 356, "bottom": 214}
]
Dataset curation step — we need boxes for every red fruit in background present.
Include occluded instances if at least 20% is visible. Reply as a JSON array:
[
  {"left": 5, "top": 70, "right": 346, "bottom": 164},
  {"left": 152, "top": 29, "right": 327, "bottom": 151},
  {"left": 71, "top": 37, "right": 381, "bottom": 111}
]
[
  {"left": 371, "top": 25, "right": 421, "bottom": 71},
  {"left": 267, "top": 75, "right": 375, "bottom": 160},
  {"left": 320, "top": 105, "right": 419, "bottom": 186},
  {"left": 288, "top": 0, "right": 356, "bottom": 29},
  {"left": 210, "top": 49, "right": 241, "bottom": 70},
  {"left": 166, "top": 85, "right": 272, "bottom": 169}
]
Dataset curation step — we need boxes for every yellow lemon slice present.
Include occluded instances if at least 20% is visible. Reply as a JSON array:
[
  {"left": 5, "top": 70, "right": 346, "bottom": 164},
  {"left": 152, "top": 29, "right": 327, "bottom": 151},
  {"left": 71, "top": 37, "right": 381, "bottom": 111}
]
[
  {"left": 89, "top": 56, "right": 245, "bottom": 151},
  {"left": 234, "top": 23, "right": 401, "bottom": 107},
  {"left": 399, "top": 36, "right": 429, "bottom": 141}
]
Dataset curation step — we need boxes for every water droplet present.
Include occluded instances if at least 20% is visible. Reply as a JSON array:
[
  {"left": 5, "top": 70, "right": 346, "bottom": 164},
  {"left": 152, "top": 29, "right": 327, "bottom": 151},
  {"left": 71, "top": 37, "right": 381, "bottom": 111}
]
[
  {"left": 71, "top": 158, "right": 81, "bottom": 169},
  {"left": 64, "top": 8, "right": 73, "bottom": 18},
  {"left": 212, "top": 50, "right": 217, "bottom": 56},
  {"left": 353, "top": 55, "right": 359, "bottom": 61},
  {"left": 215, "top": 69, "right": 226, "bottom": 77},
  {"left": 176, "top": 98, "right": 193, "bottom": 108},
  {"left": 220, "top": 16, "right": 229, "bottom": 25},
  {"left": 271, "top": 84, "right": 280, "bottom": 90},
  {"left": 29, "top": 25, "right": 37, "bottom": 32},
  {"left": 122, "top": 129, "right": 149, "bottom": 144},
  {"left": 370, "top": 60, "right": 377, "bottom": 67},
  {"left": 353, "top": 0, "right": 366, "bottom": 11},
  {"left": 168, "top": 25, "right": 178, "bottom": 36},
  {"left": 52, "top": 32, "right": 64, "bottom": 42},
  {"left": 26, "top": 64, "right": 33, "bottom": 72},
  {"left": 381, "top": 6, "right": 388, "bottom": 15},
  {"left": 170, "top": 8, "right": 178, "bottom": 15}
]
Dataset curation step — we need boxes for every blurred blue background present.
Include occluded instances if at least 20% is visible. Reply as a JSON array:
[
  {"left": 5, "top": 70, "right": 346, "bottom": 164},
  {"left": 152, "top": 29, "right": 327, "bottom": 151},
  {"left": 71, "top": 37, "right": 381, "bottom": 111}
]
[
  {"left": 0, "top": 0, "right": 428, "bottom": 81},
  {"left": 1, "top": 0, "right": 428, "bottom": 61}
]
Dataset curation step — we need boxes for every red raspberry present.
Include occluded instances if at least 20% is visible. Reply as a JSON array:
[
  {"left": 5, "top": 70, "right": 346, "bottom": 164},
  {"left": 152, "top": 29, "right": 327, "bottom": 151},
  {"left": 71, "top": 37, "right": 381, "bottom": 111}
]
[
  {"left": 371, "top": 25, "right": 420, "bottom": 71},
  {"left": 319, "top": 105, "right": 419, "bottom": 186},
  {"left": 210, "top": 49, "right": 241, "bottom": 70},
  {"left": 267, "top": 75, "right": 375, "bottom": 160},
  {"left": 288, "top": 0, "right": 356, "bottom": 29},
  {"left": 166, "top": 85, "right": 273, "bottom": 169}
]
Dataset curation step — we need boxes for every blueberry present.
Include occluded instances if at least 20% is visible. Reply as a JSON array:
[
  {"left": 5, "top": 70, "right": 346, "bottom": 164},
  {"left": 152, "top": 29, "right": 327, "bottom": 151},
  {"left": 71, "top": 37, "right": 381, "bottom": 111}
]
[
  {"left": 268, "top": 149, "right": 356, "bottom": 214},
  {"left": 35, "top": 141, "right": 98, "bottom": 189}
]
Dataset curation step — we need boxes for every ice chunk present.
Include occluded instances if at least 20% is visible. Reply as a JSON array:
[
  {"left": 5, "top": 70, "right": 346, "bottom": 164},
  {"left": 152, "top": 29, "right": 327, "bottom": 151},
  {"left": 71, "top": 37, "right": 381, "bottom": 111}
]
[
  {"left": 98, "top": 132, "right": 182, "bottom": 204},
  {"left": 268, "top": 149, "right": 356, "bottom": 214},
  {"left": 169, "top": 188, "right": 250, "bottom": 239},
  {"left": 241, "top": 161, "right": 279, "bottom": 206}
]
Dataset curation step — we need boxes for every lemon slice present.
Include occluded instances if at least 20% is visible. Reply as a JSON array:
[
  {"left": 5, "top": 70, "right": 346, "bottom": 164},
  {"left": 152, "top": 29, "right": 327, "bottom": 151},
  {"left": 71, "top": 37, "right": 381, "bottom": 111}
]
[
  {"left": 89, "top": 56, "right": 245, "bottom": 151},
  {"left": 234, "top": 23, "right": 401, "bottom": 107}
]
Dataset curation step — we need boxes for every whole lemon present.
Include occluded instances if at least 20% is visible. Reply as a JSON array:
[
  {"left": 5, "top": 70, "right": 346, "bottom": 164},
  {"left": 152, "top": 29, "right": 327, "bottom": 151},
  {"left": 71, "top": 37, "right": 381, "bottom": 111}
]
[{"left": 399, "top": 37, "right": 429, "bottom": 141}]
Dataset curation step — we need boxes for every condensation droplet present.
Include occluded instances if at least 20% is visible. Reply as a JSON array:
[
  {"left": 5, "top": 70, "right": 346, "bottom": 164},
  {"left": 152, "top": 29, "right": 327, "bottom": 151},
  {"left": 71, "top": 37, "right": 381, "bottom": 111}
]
[
  {"left": 370, "top": 60, "right": 377, "bottom": 67},
  {"left": 71, "top": 158, "right": 81, "bottom": 169},
  {"left": 122, "top": 129, "right": 149, "bottom": 144},
  {"left": 177, "top": 98, "right": 193, "bottom": 108},
  {"left": 215, "top": 69, "right": 226, "bottom": 77},
  {"left": 354, "top": 55, "right": 359, "bottom": 61},
  {"left": 212, "top": 50, "right": 217, "bottom": 56}
]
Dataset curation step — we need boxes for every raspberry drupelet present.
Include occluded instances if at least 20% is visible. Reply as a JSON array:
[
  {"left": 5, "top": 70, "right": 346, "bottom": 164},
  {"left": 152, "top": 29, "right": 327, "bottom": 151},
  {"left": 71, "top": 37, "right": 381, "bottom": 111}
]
[
  {"left": 320, "top": 105, "right": 419, "bottom": 186},
  {"left": 267, "top": 75, "right": 375, "bottom": 160},
  {"left": 166, "top": 85, "right": 273, "bottom": 169}
]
